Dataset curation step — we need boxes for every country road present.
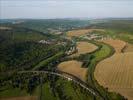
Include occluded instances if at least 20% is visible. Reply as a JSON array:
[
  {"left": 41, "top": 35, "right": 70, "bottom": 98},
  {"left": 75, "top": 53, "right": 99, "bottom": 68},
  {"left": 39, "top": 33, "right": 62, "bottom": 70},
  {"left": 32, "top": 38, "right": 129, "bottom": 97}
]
[{"left": 18, "top": 70, "right": 104, "bottom": 99}]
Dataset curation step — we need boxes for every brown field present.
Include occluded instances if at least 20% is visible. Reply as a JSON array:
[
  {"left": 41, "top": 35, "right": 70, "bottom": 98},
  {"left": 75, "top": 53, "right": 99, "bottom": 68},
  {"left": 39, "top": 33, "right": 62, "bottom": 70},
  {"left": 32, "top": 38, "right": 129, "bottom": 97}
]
[
  {"left": 101, "top": 39, "right": 126, "bottom": 53},
  {"left": 67, "top": 29, "right": 105, "bottom": 38},
  {"left": 58, "top": 60, "right": 87, "bottom": 81},
  {"left": 94, "top": 52, "right": 133, "bottom": 100},
  {"left": 0, "top": 96, "right": 37, "bottom": 100},
  {"left": 0, "top": 26, "right": 11, "bottom": 30},
  {"left": 124, "top": 43, "right": 133, "bottom": 53},
  {"left": 70, "top": 42, "right": 98, "bottom": 57}
]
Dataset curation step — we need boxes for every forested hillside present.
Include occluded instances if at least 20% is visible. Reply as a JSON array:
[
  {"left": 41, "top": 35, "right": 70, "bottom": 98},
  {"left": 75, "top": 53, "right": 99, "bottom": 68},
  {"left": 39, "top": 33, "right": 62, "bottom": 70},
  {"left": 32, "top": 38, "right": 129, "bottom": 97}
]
[{"left": 0, "top": 26, "right": 68, "bottom": 71}]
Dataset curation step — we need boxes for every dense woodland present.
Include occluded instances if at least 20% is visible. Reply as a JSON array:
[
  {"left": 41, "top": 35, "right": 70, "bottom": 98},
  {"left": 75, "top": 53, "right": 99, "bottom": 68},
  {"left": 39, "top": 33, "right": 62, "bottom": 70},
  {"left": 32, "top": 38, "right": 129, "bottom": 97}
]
[{"left": 0, "top": 25, "right": 71, "bottom": 71}]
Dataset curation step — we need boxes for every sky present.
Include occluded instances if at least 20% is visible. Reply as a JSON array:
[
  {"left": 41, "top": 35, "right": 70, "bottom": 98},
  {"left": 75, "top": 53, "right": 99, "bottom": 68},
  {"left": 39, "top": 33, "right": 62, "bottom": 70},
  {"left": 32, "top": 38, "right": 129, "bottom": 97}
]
[{"left": 0, "top": 0, "right": 133, "bottom": 19}]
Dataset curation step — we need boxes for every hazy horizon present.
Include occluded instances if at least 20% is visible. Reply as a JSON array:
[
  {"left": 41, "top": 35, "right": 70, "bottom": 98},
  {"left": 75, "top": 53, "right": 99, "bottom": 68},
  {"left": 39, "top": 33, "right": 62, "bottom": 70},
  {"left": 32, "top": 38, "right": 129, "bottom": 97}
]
[{"left": 0, "top": 0, "right": 133, "bottom": 19}]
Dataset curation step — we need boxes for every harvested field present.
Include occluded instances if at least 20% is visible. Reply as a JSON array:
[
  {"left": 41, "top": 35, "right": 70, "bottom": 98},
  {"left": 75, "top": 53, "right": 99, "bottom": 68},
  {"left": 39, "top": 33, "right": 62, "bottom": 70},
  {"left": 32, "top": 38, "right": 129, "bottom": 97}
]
[
  {"left": 71, "top": 42, "right": 98, "bottom": 57},
  {"left": 94, "top": 52, "right": 133, "bottom": 100},
  {"left": 124, "top": 43, "right": 133, "bottom": 53},
  {"left": 58, "top": 60, "right": 87, "bottom": 81},
  {"left": 101, "top": 39, "right": 126, "bottom": 53},
  {"left": 0, "top": 96, "right": 37, "bottom": 100},
  {"left": 0, "top": 26, "right": 11, "bottom": 30},
  {"left": 67, "top": 29, "right": 104, "bottom": 38}
]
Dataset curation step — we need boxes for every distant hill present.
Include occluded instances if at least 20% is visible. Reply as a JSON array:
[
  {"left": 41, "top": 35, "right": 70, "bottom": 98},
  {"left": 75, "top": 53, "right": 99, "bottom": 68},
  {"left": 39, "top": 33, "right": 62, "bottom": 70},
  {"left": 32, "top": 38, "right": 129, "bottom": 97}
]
[
  {"left": 2, "top": 19, "right": 90, "bottom": 33},
  {"left": 88, "top": 19, "right": 133, "bottom": 33}
]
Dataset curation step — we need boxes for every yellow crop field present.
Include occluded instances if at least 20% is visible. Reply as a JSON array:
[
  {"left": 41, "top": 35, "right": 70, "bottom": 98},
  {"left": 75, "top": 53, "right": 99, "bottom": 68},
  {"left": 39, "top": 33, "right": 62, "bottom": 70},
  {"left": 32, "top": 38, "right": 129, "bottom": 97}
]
[
  {"left": 94, "top": 52, "right": 133, "bottom": 100},
  {"left": 67, "top": 29, "right": 105, "bottom": 38},
  {"left": 101, "top": 39, "right": 126, "bottom": 53},
  {"left": 124, "top": 43, "right": 133, "bottom": 53},
  {"left": 58, "top": 60, "right": 87, "bottom": 81},
  {"left": 0, "top": 26, "right": 11, "bottom": 30},
  {"left": 70, "top": 42, "right": 98, "bottom": 57},
  {"left": 1, "top": 96, "right": 37, "bottom": 100}
]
